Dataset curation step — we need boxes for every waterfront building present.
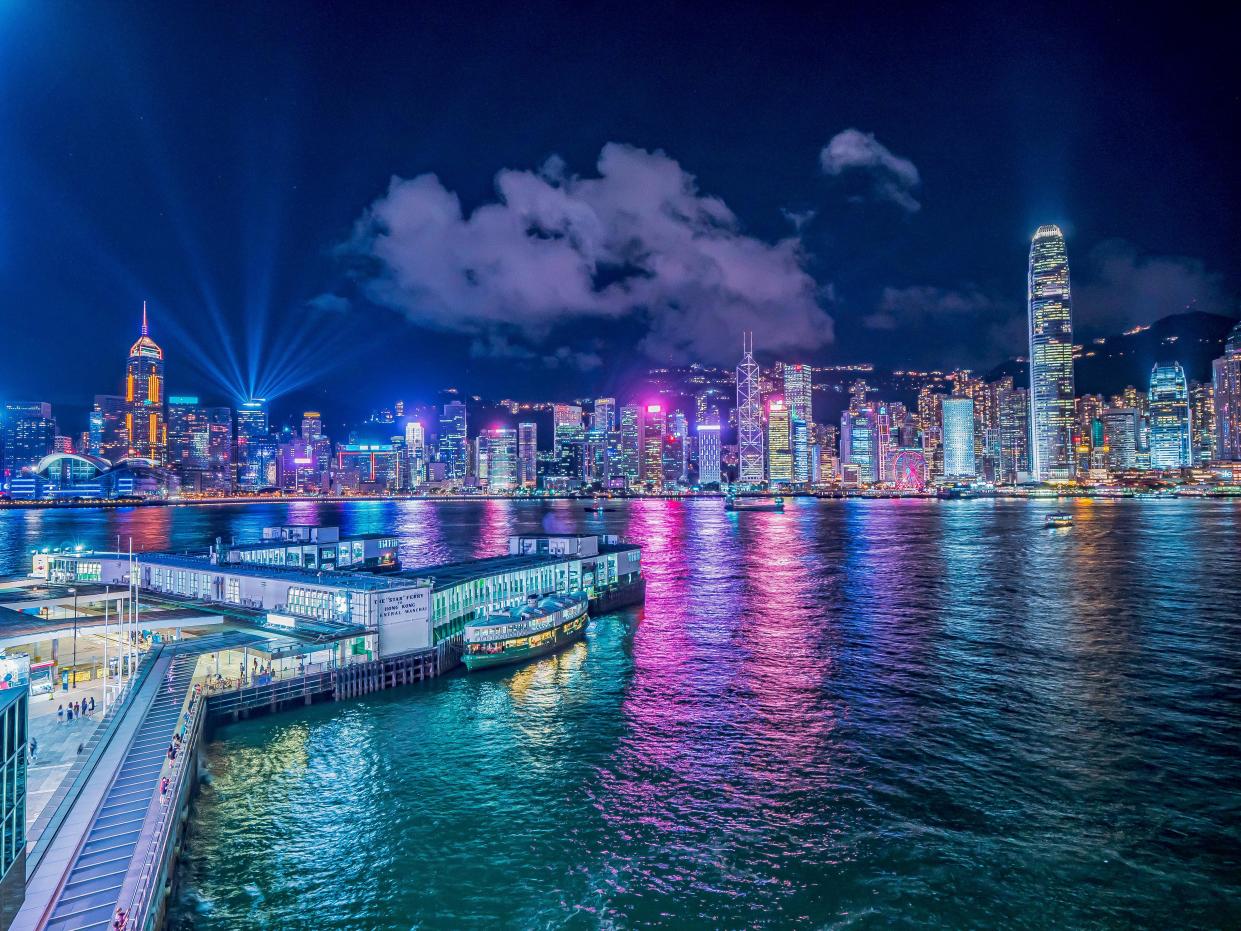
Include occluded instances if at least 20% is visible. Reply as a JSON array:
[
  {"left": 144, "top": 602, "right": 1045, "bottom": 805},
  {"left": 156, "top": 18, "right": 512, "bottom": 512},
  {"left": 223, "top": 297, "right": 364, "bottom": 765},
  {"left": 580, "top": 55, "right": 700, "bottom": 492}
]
[
  {"left": 1148, "top": 362, "right": 1192, "bottom": 470},
  {"left": 437, "top": 401, "right": 468, "bottom": 480},
  {"left": 593, "top": 398, "right": 617, "bottom": 433},
  {"left": 1189, "top": 383, "right": 1216, "bottom": 465},
  {"left": 840, "top": 407, "right": 877, "bottom": 484},
  {"left": 517, "top": 422, "right": 538, "bottom": 489},
  {"left": 696, "top": 423, "right": 721, "bottom": 485},
  {"left": 553, "top": 404, "right": 585, "bottom": 456},
  {"left": 782, "top": 363, "right": 813, "bottom": 431},
  {"left": 167, "top": 397, "right": 233, "bottom": 492},
  {"left": 233, "top": 399, "right": 272, "bottom": 489},
  {"left": 792, "top": 418, "right": 810, "bottom": 483},
  {"left": 640, "top": 404, "right": 666, "bottom": 491},
  {"left": 404, "top": 420, "right": 426, "bottom": 487},
  {"left": 1214, "top": 321, "right": 1241, "bottom": 461},
  {"left": 0, "top": 684, "right": 28, "bottom": 922},
  {"left": 123, "top": 305, "right": 166, "bottom": 464},
  {"left": 1027, "top": 225, "right": 1076, "bottom": 480},
  {"left": 736, "top": 334, "right": 765, "bottom": 483},
  {"left": 1101, "top": 408, "right": 1141, "bottom": 472},
  {"left": 670, "top": 411, "right": 690, "bottom": 483},
  {"left": 479, "top": 427, "right": 518, "bottom": 492},
  {"left": 997, "top": 385, "right": 1030, "bottom": 484},
  {"left": 618, "top": 405, "right": 640, "bottom": 487},
  {"left": 941, "top": 397, "right": 977, "bottom": 479},
  {"left": 337, "top": 443, "right": 403, "bottom": 491},
  {"left": 1, "top": 402, "right": 56, "bottom": 480},
  {"left": 766, "top": 400, "right": 793, "bottom": 483}
]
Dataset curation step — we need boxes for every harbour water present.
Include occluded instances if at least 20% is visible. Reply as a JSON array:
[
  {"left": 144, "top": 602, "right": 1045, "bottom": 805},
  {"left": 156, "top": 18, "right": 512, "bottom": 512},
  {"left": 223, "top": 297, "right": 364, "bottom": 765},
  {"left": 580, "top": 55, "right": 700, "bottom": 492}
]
[{"left": 2, "top": 498, "right": 1238, "bottom": 928}]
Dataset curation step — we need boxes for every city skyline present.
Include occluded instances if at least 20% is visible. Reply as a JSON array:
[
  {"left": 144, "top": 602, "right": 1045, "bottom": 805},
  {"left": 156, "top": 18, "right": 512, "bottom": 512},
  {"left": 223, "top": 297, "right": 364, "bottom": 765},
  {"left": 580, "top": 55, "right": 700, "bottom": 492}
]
[{"left": 0, "top": 4, "right": 1236, "bottom": 411}]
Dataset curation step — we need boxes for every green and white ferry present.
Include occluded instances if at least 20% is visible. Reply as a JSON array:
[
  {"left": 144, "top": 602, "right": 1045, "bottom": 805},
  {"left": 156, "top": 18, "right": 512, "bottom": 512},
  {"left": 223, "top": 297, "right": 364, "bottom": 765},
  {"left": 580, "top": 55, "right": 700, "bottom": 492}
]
[{"left": 462, "top": 591, "right": 589, "bottom": 671}]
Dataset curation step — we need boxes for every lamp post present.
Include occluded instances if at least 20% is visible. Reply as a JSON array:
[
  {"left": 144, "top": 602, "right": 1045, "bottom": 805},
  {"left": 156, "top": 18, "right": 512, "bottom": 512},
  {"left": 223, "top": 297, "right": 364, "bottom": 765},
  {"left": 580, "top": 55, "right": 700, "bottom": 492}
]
[{"left": 69, "top": 587, "right": 78, "bottom": 693}]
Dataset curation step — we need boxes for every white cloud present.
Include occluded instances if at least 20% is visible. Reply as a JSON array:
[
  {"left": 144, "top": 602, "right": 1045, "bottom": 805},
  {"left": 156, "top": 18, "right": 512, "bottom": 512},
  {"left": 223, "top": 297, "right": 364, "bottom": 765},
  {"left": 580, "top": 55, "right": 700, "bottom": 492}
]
[
  {"left": 819, "top": 129, "right": 921, "bottom": 213},
  {"left": 342, "top": 143, "right": 834, "bottom": 365}
]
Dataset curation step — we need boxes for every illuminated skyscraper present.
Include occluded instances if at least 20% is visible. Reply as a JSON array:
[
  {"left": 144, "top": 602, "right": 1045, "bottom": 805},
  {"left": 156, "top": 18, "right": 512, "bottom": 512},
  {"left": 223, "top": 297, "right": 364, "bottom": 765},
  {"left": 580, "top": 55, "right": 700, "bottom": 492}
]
[
  {"left": 167, "top": 397, "right": 232, "bottom": 491},
  {"left": 766, "top": 399, "right": 793, "bottom": 483},
  {"left": 736, "top": 333, "right": 764, "bottom": 483},
  {"left": 1027, "top": 225, "right": 1075, "bottom": 480},
  {"left": 1212, "top": 321, "right": 1241, "bottom": 461},
  {"left": 997, "top": 385, "right": 1030, "bottom": 484},
  {"left": 479, "top": 427, "right": 518, "bottom": 492},
  {"left": 1148, "top": 362, "right": 1192, "bottom": 469},
  {"left": 405, "top": 420, "right": 427, "bottom": 487},
  {"left": 840, "top": 407, "right": 877, "bottom": 483},
  {"left": 517, "top": 422, "right": 538, "bottom": 488},
  {"left": 619, "top": 405, "right": 640, "bottom": 486},
  {"left": 942, "top": 397, "right": 976, "bottom": 479},
  {"left": 696, "top": 423, "right": 721, "bottom": 485},
  {"left": 640, "top": 404, "right": 666, "bottom": 490},
  {"left": 125, "top": 303, "right": 165, "bottom": 463},
  {"left": 1, "top": 402, "right": 56, "bottom": 478},
  {"left": 792, "top": 418, "right": 810, "bottom": 483},
  {"left": 1189, "top": 383, "right": 1216, "bottom": 465},
  {"left": 782, "top": 364, "right": 813, "bottom": 431},
  {"left": 592, "top": 397, "right": 617, "bottom": 433},
  {"left": 1101, "top": 408, "right": 1140, "bottom": 472},
  {"left": 234, "top": 398, "right": 271, "bottom": 489},
  {"left": 553, "top": 404, "right": 584, "bottom": 456},
  {"left": 438, "top": 401, "right": 468, "bottom": 480}
]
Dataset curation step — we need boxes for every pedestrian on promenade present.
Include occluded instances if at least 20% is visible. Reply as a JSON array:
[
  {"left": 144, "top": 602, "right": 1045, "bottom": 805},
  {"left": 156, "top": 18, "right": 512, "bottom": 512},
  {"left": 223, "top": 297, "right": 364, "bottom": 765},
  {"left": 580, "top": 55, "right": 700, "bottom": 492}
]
[
  {"left": 57, "top": 704, "right": 63, "bottom": 725},
  {"left": 66, "top": 706, "right": 73, "bottom": 723},
  {"left": 28, "top": 738, "right": 37, "bottom": 763},
  {"left": 113, "top": 906, "right": 126, "bottom": 930},
  {"left": 159, "top": 777, "right": 169, "bottom": 804},
  {"left": 89, "top": 696, "right": 96, "bottom": 714}
]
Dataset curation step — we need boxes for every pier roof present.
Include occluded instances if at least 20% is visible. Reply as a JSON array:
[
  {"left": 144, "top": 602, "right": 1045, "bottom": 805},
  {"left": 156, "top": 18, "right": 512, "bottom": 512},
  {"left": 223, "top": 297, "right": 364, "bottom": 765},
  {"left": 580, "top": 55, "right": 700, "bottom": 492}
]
[
  {"left": 137, "top": 553, "right": 425, "bottom": 592},
  {"left": 397, "top": 553, "right": 565, "bottom": 592}
]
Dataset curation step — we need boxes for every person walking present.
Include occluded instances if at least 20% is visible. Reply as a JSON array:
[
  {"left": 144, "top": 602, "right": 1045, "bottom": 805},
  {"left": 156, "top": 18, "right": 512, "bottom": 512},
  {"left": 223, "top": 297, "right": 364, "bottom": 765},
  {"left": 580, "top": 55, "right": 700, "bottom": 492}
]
[
  {"left": 66, "top": 705, "right": 73, "bottom": 724},
  {"left": 57, "top": 704, "right": 64, "bottom": 725}
]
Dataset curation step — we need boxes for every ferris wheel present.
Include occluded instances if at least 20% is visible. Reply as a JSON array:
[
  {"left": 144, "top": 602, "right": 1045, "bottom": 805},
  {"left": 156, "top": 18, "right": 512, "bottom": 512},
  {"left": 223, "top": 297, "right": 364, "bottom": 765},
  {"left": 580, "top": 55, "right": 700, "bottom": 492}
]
[{"left": 891, "top": 450, "right": 928, "bottom": 492}]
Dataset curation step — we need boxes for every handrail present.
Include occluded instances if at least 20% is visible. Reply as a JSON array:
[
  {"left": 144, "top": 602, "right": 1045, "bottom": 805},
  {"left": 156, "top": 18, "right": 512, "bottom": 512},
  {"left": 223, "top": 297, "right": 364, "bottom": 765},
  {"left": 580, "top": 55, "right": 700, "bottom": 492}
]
[
  {"left": 117, "top": 665, "right": 205, "bottom": 931},
  {"left": 26, "top": 645, "right": 163, "bottom": 877}
]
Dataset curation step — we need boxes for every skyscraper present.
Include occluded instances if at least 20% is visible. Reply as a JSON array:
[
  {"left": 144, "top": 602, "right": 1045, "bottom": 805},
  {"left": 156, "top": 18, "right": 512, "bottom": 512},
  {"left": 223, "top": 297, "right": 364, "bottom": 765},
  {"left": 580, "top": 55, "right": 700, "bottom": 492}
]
[
  {"left": 942, "top": 397, "right": 977, "bottom": 479},
  {"left": 1212, "top": 321, "right": 1241, "bottom": 461},
  {"left": 405, "top": 420, "right": 426, "bottom": 487},
  {"left": 592, "top": 397, "right": 617, "bottom": 433},
  {"left": 1189, "top": 383, "right": 1216, "bottom": 465},
  {"left": 1148, "top": 363, "right": 1192, "bottom": 470},
  {"left": 553, "top": 404, "right": 584, "bottom": 456},
  {"left": 1027, "top": 225, "right": 1075, "bottom": 480},
  {"left": 517, "top": 422, "right": 538, "bottom": 488},
  {"left": 1101, "top": 408, "right": 1140, "bottom": 472},
  {"left": 619, "top": 405, "right": 640, "bottom": 486},
  {"left": 766, "top": 399, "right": 793, "bottom": 483},
  {"left": 1, "top": 402, "right": 56, "bottom": 479},
  {"left": 234, "top": 398, "right": 271, "bottom": 489},
  {"left": 696, "top": 423, "right": 721, "bottom": 485},
  {"left": 167, "top": 397, "right": 233, "bottom": 491},
  {"left": 736, "top": 333, "right": 764, "bottom": 483},
  {"left": 782, "top": 364, "right": 813, "bottom": 431},
  {"left": 840, "top": 407, "right": 877, "bottom": 483},
  {"left": 792, "top": 418, "right": 810, "bottom": 483},
  {"left": 438, "top": 401, "right": 468, "bottom": 480},
  {"left": 479, "top": 427, "right": 518, "bottom": 492},
  {"left": 124, "top": 303, "right": 165, "bottom": 463},
  {"left": 640, "top": 404, "right": 666, "bottom": 491},
  {"left": 997, "top": 384, "right": 1030, "bottom": 484}
]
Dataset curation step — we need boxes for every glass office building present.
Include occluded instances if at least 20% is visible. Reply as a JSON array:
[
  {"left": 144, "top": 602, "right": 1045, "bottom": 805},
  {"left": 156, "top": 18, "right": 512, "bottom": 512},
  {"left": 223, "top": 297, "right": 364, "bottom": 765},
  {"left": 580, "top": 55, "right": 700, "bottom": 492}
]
[
  {"left": 1027, "top": 225, "right": 1076, "bottom": 480},
  {"left": 0, "top": 685, "right": 27, "bottom": 926}
]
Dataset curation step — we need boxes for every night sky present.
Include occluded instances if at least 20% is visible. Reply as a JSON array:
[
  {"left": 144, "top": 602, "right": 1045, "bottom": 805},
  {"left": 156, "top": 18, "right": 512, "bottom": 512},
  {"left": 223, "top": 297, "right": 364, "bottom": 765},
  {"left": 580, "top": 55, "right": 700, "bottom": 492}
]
[{"left": 0, "top": 2, "right": 1235, "bottom": 429}]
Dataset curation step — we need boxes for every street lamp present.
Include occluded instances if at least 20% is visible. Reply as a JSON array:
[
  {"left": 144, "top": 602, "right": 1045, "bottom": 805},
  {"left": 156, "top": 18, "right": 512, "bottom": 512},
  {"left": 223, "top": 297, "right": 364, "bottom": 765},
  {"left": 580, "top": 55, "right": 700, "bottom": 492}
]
[{"left": 69, "top": 587, "right": 78, "bottom": 691}]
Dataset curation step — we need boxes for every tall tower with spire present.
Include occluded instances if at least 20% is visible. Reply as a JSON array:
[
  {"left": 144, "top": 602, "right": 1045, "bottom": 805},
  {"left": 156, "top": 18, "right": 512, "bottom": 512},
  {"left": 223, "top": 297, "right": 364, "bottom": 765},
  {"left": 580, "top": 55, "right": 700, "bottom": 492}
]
[
  {"left": 736, "top": 332, "right": 765, "bottom": 484},
  {"left": 125, "top": 301, "right": 166, "bottom": 463},
  {"left": 1027, "top": 225, "right": 1075, "bottom": 481}
]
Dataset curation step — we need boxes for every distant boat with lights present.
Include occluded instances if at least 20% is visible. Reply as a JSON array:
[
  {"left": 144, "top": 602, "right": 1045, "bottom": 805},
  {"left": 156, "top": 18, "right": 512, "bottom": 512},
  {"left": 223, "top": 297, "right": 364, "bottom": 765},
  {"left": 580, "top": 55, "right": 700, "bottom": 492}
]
[
  {"left": 1045, "top": 512, "right": 1074, "bottom": 528},
  {"left": 463, "top": 592, "right": 589, "bottom": 671},
  {"left": 725, "top": 494, "right": 784, "bottom": 512}
]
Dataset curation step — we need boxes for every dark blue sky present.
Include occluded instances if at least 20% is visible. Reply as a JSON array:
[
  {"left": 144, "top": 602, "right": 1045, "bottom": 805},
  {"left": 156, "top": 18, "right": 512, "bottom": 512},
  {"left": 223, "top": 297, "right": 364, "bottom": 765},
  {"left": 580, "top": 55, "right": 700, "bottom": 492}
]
[{"left": 0, "top": 1, "right": 1235, "bottom": 427}]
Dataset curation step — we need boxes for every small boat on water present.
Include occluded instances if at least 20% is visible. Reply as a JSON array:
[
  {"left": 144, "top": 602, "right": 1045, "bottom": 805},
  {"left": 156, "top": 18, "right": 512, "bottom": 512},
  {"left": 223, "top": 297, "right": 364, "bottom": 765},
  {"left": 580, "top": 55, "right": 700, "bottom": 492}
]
[
  {"left": 583, "top": 500, "right": 618, "bottom": 513},
  {"left": 1045, "top": 512, "right": 1074, "bottom": 528},
  {"left": 725, "top": 495, "right": 784, "bottom": 512},
  {"left": 463, "top": 591, "right": 589, "bottom": 671}
]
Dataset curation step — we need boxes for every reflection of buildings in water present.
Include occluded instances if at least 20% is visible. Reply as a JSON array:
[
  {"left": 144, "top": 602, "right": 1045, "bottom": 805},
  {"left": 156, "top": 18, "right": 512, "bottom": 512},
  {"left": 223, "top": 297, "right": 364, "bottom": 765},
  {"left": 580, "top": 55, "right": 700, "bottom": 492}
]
[
  {"left": 393, "top": 499, "right": 453, "bottom": 567},
  {"left": 473, "top": 498, "right": 513, "bottom": 558}
]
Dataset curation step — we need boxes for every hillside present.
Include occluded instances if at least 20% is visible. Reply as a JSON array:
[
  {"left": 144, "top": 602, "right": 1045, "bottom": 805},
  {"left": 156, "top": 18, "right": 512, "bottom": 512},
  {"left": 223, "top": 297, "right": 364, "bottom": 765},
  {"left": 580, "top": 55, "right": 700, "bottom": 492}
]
[{"left": 988, "top": 311, "right": 1238, "bottom": 395}]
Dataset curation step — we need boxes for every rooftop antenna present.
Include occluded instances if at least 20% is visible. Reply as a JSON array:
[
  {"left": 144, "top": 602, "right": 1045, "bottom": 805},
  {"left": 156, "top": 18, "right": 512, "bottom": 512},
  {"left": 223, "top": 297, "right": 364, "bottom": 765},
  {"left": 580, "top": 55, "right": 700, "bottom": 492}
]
[{"left": 141, "top": 300, "right": 149, "bottom": 336}]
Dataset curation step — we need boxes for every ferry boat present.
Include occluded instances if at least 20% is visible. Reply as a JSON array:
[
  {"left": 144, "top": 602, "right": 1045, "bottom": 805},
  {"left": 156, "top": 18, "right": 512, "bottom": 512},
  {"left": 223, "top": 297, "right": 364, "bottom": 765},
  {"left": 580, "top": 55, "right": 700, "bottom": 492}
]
[
  {"left": 1045, "top": 512, "right": 1074, "bottom": 528},
  {"left": 463, "top": 591, "right": 589, "bottom": 671},
  {"left": 725, "top": 495, "right": 784, "bottom": 512}
]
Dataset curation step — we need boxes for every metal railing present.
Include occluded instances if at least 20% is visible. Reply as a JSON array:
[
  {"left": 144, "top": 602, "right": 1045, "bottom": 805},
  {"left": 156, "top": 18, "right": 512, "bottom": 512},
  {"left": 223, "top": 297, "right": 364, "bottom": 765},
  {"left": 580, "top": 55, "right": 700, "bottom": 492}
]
[
  {"left": 117, "top": 667, "right": 205, "bottom": 931},
  {"left": 26, "top": 645, "right": 162, "bottom": 877}
]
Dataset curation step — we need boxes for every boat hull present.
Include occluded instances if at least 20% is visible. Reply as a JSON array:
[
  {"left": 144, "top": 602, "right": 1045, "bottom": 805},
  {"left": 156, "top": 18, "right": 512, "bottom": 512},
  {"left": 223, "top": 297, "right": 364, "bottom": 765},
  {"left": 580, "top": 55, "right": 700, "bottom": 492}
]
[{"left": 463, "top": 609, "right": 589, "bottom": 672}]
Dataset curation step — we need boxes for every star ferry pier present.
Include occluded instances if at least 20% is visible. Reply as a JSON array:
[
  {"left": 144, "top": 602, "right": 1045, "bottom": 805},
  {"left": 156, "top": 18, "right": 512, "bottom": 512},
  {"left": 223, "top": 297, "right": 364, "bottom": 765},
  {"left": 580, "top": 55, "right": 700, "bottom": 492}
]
[{"left": 1, "top": 527, "right": 641, "bottom": 931}]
